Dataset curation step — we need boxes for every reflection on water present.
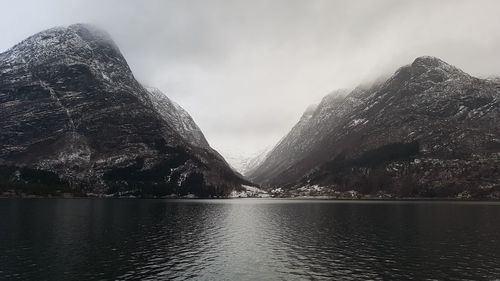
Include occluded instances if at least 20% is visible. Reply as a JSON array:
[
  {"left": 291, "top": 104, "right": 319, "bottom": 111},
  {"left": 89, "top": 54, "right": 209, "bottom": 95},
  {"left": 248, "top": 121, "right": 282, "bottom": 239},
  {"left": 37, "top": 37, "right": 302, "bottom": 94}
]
[{"left": 0, "top": 199, "right": 499, "bottom": 280}]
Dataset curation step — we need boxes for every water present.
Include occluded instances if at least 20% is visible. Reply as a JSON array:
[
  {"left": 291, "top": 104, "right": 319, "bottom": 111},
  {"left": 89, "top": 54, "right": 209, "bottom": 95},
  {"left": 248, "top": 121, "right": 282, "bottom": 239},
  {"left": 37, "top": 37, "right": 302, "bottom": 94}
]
[{"left": 0, "top": 199, "right": 499, "bottom": 280}]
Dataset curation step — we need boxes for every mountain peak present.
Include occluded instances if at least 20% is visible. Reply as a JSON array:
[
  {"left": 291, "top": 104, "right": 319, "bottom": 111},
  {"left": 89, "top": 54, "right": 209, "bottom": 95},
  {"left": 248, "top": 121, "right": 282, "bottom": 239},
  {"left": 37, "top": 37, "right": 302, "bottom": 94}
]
[
  {"left": 387, "top": 56, "right": 467, "bottom": 87},
  {"left": 68, "top": 23, "right": 105, "bottom": 33},
  {"left": 411, "top": 56, "right": 448, "bottom": 67},
  {"left": 0, "top": 23, "right": 135, "bottom": 86},
  {"left": 67, "top": 23, "right": 118, "bottom": 49},
  {"left": 409, "top": 56, "right": 466, "bottom": 78},
  {"left": 2, "top": 23, "right": 122, "bottom": 66}
]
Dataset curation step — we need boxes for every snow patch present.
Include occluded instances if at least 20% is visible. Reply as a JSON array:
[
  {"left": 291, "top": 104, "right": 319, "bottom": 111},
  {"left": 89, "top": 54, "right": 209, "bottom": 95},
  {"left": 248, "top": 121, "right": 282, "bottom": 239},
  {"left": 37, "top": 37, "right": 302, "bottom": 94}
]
[
  {"left": 229, "top": 184, "right": 269, "bottom": 198},
  {"left": 350, "top": 118, "right": 368, "bottom": 127}
]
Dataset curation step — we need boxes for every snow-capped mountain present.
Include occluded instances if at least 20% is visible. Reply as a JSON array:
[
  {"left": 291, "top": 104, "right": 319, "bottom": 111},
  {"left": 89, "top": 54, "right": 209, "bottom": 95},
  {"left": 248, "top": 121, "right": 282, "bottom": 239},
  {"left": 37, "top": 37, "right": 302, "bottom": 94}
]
[
  {"left": 0, "top": 23, "right": 247, "bottom": 197},
  {"left": 224, "top": 146, "right": 273, "bottom": 176},
  {"left": 249, "top": 56, "right": 500, "bottom": 198}
]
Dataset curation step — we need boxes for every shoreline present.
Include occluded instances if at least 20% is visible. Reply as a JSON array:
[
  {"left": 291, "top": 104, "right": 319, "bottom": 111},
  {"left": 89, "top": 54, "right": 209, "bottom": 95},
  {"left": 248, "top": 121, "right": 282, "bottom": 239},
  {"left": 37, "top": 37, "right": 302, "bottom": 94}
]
[{"left": 0, "top": 195, "right": 499, "bottom": 202}]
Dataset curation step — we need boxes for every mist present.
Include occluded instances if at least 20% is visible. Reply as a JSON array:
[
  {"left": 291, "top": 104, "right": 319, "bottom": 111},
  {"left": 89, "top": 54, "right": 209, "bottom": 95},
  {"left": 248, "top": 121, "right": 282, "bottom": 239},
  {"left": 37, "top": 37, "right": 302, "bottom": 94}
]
[{"left": 1, "top": 0, "right": 500, "bottom": 159}]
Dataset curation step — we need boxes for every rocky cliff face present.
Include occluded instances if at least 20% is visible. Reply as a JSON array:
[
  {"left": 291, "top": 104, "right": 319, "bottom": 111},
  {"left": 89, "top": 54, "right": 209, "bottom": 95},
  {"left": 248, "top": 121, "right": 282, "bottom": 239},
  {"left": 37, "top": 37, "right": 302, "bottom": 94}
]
[
  {"left": 0, "top": 23, "right": 246, "bottom": 197},
  {"left": 249, "top": 56, "right": 500, "bottom": 198},
  {"left": 145, "top": 87, "right": 210, "bottom": 148}
]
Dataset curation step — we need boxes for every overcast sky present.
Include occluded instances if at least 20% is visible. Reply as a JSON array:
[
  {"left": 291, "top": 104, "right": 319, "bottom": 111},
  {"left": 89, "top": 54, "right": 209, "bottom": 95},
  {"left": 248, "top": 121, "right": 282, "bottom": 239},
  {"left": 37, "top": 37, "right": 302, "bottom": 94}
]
[{"left": 1, "top": 0, "right": 500, "bottom": 160}]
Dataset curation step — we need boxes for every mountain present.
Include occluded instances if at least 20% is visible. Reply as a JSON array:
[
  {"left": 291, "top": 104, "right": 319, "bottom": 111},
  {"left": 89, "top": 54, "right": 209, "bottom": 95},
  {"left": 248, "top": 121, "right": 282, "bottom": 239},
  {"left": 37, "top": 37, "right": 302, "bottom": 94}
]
[
  {"left": 0, "top": 23, "right": 247, "bottom": 197},
  {"left": 249, "top": 56, "right": 500, "bottom": 198},
  {"left": 223, "top": 146, "right": 273, "bottom": 176},
  {"left": 145, "top": 87, "right": 210, "bottom": 148}
]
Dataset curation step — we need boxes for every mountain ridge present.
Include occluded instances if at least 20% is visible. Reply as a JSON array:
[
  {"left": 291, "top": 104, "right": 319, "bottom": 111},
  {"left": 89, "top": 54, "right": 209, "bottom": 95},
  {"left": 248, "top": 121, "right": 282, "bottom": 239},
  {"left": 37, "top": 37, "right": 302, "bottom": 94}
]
[
  {"left": 0, "top": 23, "right": 248, "bottom": 197},
  {"left": 249, "top": 56, "right": 500, "bottom": 198}
]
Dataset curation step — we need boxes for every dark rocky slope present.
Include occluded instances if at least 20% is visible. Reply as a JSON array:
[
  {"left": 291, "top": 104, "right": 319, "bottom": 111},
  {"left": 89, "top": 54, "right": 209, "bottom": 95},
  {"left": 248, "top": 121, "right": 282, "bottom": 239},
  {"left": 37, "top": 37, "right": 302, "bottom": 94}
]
[
  {"left": 249, "top": 57, "right": 500, "bottom": 198},
  {"left": 0, "top": 24, "right": 247, "bottom": 197}
]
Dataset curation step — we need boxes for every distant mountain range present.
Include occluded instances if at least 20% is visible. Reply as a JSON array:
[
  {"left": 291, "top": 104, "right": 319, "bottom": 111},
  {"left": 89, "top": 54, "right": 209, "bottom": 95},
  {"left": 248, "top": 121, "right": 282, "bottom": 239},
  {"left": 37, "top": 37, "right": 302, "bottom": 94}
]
[
  {"left": 249, "top": 56, "right": 500, "bottom": 199},
  {"left": 0, "top": 24, "right": 249, "bottom": 197},
  {"left": 223, "top": 146, "right": 272, "bottom": 176}
]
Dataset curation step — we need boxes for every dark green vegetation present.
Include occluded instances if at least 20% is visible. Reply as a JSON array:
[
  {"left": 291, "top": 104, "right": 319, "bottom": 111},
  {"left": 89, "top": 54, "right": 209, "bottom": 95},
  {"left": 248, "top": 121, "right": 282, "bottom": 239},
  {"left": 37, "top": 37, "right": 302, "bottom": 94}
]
[
  {"left": 0, "top": 165, "right": 72, "bottom": 196},
  {"left": 319, "top": 141, "right": 420, "bottom": 173},
  {"left": 103, "top": 147, "right": 238, "bottom": 198},
  {"left": 301, "top": 142, "right": 500, "bottom": 199}
]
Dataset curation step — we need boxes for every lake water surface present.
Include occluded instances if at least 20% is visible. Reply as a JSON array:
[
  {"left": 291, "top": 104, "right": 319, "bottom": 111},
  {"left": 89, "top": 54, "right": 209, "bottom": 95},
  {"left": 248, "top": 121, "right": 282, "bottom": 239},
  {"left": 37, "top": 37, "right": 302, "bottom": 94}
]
[{"left": 0, "top": 199, "right": 499, "bottom": 280}]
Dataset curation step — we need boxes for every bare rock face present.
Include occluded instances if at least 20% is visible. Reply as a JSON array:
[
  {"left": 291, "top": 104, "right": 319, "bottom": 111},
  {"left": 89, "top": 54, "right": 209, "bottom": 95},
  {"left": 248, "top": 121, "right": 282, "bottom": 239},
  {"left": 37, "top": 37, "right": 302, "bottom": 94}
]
[
  {"left": 0, "top": 24, "right": 245, "bottom": 197},
  {"left": 250, "top": 56, "right": 500, "bottom": 198},
  {"left": 145, "top": 87, "right": 210, "bottom": 148}
]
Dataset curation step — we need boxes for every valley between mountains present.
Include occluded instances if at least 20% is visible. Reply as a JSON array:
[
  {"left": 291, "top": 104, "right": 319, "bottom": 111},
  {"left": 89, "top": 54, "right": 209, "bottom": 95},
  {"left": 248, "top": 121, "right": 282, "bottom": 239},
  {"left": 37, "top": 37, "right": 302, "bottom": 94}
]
[{"left": 1, "top": 24, "right": 499, "bottom": 199}]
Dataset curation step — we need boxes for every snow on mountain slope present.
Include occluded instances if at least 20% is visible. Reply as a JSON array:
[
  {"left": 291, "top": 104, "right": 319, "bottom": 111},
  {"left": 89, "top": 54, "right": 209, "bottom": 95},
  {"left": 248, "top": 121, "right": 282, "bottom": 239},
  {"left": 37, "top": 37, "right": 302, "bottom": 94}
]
[
  {"left": 249, "top": 56, "right": 500, "bottom": 198},
  {"left": 0, "top": 23, "right": 247, "bottom": 196},
  {"left": 224, "top": 146, "right": 273, "bottom": 176}
]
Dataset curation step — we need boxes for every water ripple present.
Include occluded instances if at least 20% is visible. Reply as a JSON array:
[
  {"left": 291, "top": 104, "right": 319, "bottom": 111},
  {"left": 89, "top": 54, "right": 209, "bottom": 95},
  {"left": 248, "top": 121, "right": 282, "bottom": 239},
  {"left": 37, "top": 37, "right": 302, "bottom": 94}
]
[{"left": 0, "top": 199, "right": 500, "bottom": 280}]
